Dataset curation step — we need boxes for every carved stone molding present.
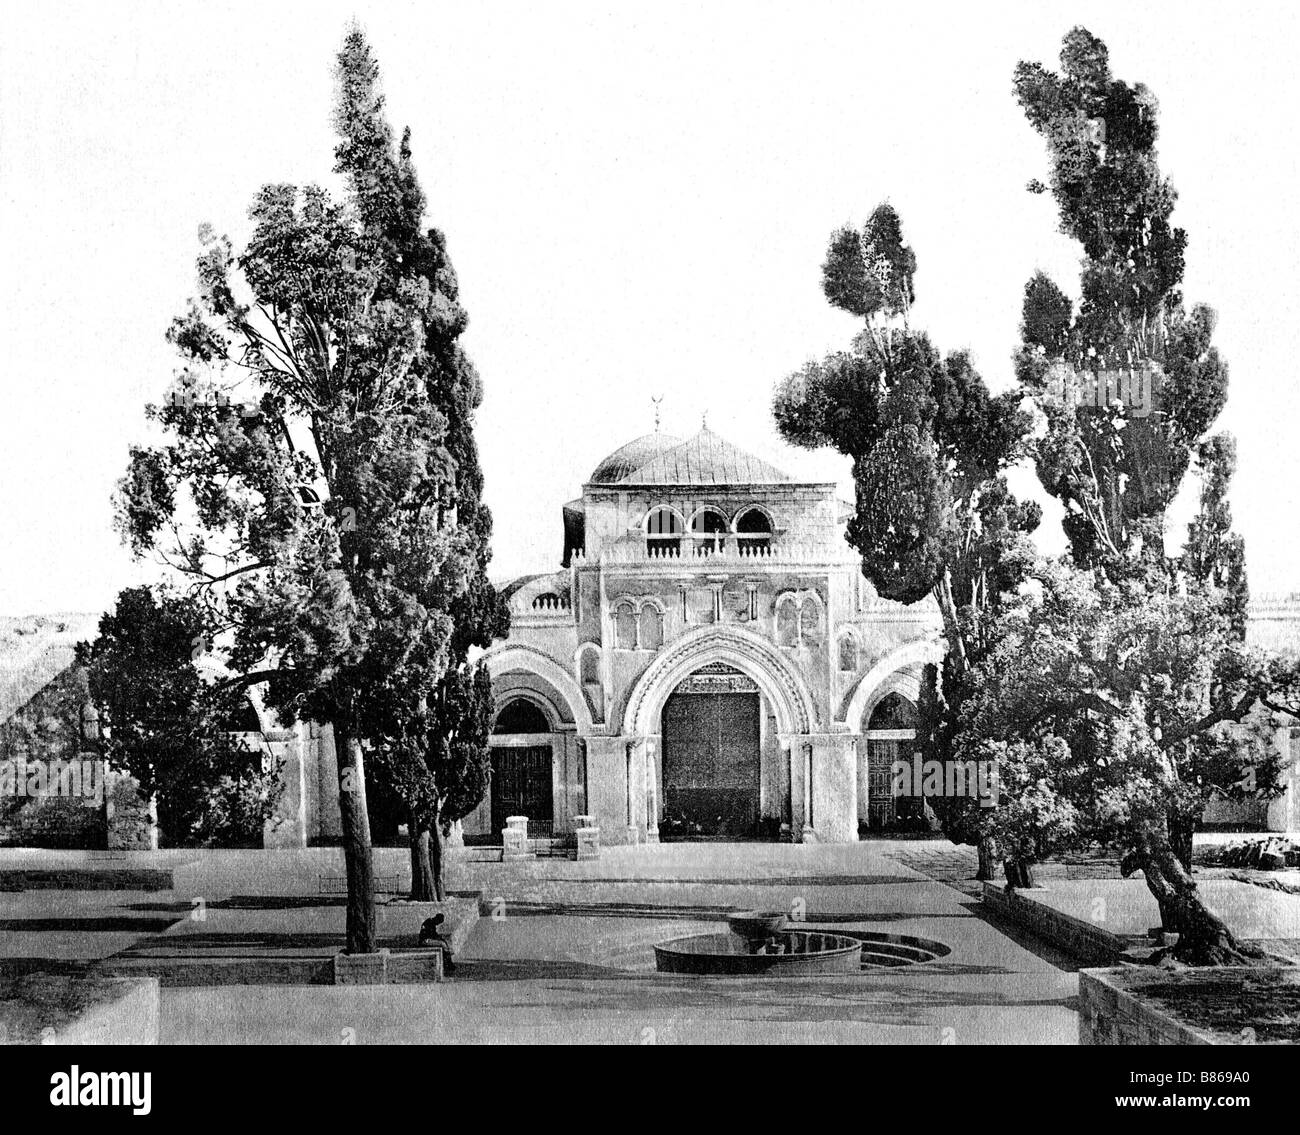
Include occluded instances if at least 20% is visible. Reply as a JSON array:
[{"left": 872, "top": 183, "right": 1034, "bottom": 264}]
[{"left": 621, "top": 624, "right": 817, "bottom": 736}]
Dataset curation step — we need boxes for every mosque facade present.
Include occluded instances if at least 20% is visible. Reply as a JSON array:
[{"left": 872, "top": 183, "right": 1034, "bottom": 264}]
[{"left": 469, "top": 425, "right": 945, "bottom": 845}]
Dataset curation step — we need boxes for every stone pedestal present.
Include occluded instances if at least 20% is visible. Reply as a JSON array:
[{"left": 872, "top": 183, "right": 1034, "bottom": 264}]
[
  {"left": 574, "top": 815, "right": 600, "bottom": 860},
  {"left": 502, "top": 815, "right": 530, "bottom": 858}
]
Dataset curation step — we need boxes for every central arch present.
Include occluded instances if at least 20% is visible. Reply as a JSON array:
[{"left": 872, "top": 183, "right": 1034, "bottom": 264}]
[
  {"left": 621, "top": 624, "right": 816, "bottom": 738},
  {"left": 659, "top": 663, "right": 764, "bottom": 839}
]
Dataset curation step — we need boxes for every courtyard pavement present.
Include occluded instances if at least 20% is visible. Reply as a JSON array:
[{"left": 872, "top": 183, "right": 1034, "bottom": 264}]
[
  {"left": 154, "top": 842, "right": 1080, "bottom": 1044},
  {"left": 8, "top": 837, "right": 1297, "bottom": 1043},
  {"left": 0, "top": 889, "right": 183, "bottom": 961},
  {"left": 55, "top": 840, "right": 1300, "bottom": 1042}
]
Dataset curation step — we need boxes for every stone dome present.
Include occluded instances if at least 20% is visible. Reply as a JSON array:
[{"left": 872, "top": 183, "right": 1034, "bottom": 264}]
[
  {"left": 588, "top": 432, "right": 684, "bottom": 484},
  {"left": 588, "top": 427, "right": 792, "bottom": 486}
]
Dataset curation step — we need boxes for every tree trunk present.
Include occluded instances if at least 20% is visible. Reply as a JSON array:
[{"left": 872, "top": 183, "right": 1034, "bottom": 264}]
[
  {"left": 335, "top": 728, "right": 377, "bottom": 954},
  {"left": 931, "top": 573, "right": 968, "bottom": 675},
  {"left": 976, "top": 835, "right": 997, "bottom": 882},
  {"left": 1003, "top": 858, "right": 1035, "bottom": 889},
  {"left": 1130, "top": 836, "right": 1263, "bottom": 966},
  {"left": 409, "top": 809, "right": 435, "bottom": 902},
  {"left": 431, "top": 804, "right": 445, "bottom": 903},
  {"left": 1168, "top": 810, "right": 1196, "bottom": 873}
]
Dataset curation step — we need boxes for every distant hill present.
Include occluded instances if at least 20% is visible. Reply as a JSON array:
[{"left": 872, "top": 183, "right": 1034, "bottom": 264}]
[{"left": 0, "top": 613, "right": 102, "bottom": 723}]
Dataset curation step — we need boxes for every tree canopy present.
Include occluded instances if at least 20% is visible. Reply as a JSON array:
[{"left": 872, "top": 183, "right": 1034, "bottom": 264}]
[{"left": 108, "top": 25, "right": 499, "bottom": 951}]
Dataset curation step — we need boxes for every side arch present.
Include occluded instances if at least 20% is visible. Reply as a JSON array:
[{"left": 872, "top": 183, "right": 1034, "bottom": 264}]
[
  {"left": 482, "top": 644, "right": 593, "bottom": 733},
  {"left": 840, "top": 637, "right": 944, "bottom": 728}
]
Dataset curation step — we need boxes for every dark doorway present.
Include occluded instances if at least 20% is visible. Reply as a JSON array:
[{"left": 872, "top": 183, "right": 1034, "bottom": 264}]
[
  {"left": 489, "top": 746, "right": 554, "bottom": 837},
  {"left": 660, "top": 690, "right": 762, "bottom": 839},
  {"left": 863, "top": 692, "right": 924, "bottom": 833}
]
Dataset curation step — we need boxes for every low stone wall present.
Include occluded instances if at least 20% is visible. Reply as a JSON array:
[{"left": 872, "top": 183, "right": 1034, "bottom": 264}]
[
  {"left": 982, "top": 881, "right": 1126, "bottom": 964},
  {"left": 334, "top": 948, "right": 445, "bottom": 984},
  {"left": 1080, "top": 969, "right": 1211, "bottom": 1044},
  {"left": 377, "top": 896, "right": 481, "bottom": 956},
  {"left": 171, "top": 847, "right": 416, "bottom": 901},
  {"left": 0, "top": 866, "right": 172, "bottom": 891},
  {"left": 97, "top": 955, "right": 334, "bottom": 987},
  {"left": 1078, "top": 966, "right": 1300, "bottom": 1045}
]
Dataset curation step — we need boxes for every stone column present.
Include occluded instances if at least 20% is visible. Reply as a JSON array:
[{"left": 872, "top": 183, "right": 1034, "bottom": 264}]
[
  {"left": 643, "top": 734, "right": 661, "bottom": 843},
  {"left": 584, "top": 735, "right": 633, "bottom": 844},
  {"left": 856, "top": 736, "right": 871, "bottom": 825},
  {"left": 262, "top": 729, "right": 308, "bottom": 848},
  {"left": 812, "top": 734, "right": 859, "bottom": 843},
  {"left": 783, "top": 734, "right": 859, "bottom": 843},
  {"left": 555, "top": 729, "right": 584, "bottom": 834},
  {"left": 784, "top": 735, "right": 811, "bottom": 842},
  {"left": 625, "top": 735, "right": 655, "bottom": 844}
]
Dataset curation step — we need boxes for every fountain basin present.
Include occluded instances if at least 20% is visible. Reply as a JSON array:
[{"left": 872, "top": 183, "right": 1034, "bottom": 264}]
[
  {"left": 725, "top": 911, "right": 788, "bottom": 940},
  {"left": 654, "top": 930, "right": 863, "bottom": 975}
]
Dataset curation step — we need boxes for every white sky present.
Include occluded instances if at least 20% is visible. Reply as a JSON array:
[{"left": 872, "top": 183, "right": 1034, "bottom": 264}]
[{"left": 2, "top": 1, "right": 1298, "bottom": 614}]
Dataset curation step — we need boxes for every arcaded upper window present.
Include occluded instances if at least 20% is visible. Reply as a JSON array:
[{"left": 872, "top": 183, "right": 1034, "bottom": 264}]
[
  {"left": 690, "top": 508, "right": 728, "bottom": 555},
  {"left": 645, "top": 507, "right": 683, "bottom": 557},
  {"left": 735, "top": 507, "right": 773, "bottom": 554},
  {"left": 776, "top": 596, "right": 800, "bottom": 648},
  {"left": 638, "top": 604, "right": 665, "bottom": 650},
  {"left": 615, "top": 601, "right": 638, "bottom": 649}
]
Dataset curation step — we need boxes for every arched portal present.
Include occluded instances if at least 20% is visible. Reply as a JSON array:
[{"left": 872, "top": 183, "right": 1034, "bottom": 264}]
[
  {"left": 659, "top": 664, "right": 765, "bottom": 840},
  {"left": 862, "top": 691, "right": 921, "bottom": 831},
  {"left": 488, "top": 696, "right": 555, "bottom": 838},
  {"left": 623, "top": 626, "right": 816, "bottom": 842}
]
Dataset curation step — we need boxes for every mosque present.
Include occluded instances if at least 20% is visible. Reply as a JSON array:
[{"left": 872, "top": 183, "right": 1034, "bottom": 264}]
[
  {"left": 3, "top": 424, "right": 1298, "bottom": 851},
  {"left": 469, "top": 424, "right": 945, "bottom": 845}
]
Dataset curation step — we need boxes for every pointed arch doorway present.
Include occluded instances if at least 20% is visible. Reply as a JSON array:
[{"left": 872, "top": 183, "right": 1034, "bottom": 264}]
[{"left": 659, "top": 663, "right": 766, "bottom": 840}]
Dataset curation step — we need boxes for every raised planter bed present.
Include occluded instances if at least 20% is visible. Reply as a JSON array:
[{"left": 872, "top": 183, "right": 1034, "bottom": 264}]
[
  {"left": 333, "top": 948, "right": 445, "bottom": 984},
  {"left": 982, "top": 881, "right": 1126, "bottom": 964},
  {"left": 1080, "top": 965, "right": 1300, "bottom": 1045}
]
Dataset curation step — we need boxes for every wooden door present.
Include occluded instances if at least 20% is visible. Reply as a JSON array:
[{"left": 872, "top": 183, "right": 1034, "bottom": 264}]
[
  {"left": 490, "top": 745, "right": 554, "bottom": 836},
  {"left": 661, "top": 692, "right": 760, "bottom": 838}
]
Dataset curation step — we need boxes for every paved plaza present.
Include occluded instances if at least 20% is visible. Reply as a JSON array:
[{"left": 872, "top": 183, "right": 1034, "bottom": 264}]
[{"left": 3, "top": 841, "right": 1081, "bottom": 1043}]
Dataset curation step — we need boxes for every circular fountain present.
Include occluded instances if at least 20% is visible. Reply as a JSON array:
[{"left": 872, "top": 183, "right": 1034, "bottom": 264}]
[{"left": 654, "top": 911, "right": 864, "bottom": 975}]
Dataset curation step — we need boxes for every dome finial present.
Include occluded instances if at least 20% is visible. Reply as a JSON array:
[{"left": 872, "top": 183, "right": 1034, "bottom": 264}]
[
  {"left": 652, "top": 394, "right": 663, "bottom": 434},
  {"left": 702, "top": 410, "right": 708, "bottom": 430}
]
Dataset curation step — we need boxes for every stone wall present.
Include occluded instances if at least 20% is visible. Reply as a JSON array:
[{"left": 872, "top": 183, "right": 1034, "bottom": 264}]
[
  {"left": 0, "top": 663, "right": 106, "bottom": 849},
  {"left": 982, "top": 881, "right": 1126, "bottom": 964},
  {"left": 1080, "top": 965, "right": 1300, "bottom": 1045}
]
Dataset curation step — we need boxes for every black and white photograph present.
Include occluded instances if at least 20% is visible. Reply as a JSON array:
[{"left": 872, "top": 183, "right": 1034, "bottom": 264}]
[{"left": 1, "top": 0, "right": 1298, "bottom": 1099}]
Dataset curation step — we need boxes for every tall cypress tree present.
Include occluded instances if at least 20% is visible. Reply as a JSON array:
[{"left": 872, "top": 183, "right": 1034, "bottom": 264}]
[
  {"left": 112, "top": 27, "right": 499, "bottom": 952},
  {"left": 332, "top": 29, "right": 508, "bottom": 900}
]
